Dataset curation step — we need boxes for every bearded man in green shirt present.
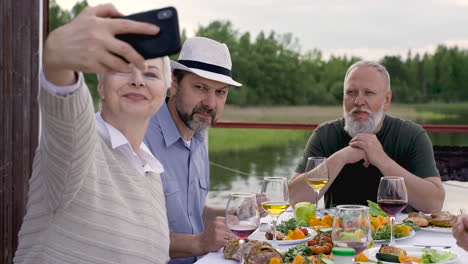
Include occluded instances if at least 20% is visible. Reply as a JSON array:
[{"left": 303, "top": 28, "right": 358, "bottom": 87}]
[{"left": 289, "top": 61, "right": 445, "bottom": 213}]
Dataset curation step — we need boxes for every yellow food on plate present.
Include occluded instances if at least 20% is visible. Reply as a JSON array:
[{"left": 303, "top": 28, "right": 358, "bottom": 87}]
[
  {"left": 309, "top": 215, "right": 334, "bottom": 227},
  {"left": 322, "top": 215, "right": 334, "bottom": 227},
  {"left": 370, "top": 215, "right": 390, "bottom": 232},
  {"left": 355, "top": 252, "right": 370, "bottom": 262},
  {"left": 269, "top": 257, "right": 282, "bottom": 264},
  {"left": 283, "top": 228, "right": 306, "bottom": 240},
  {"left": 394, "top": 225, "right": 412, "bottom": 236},
  {"left": 399, "top": 254, "right": 422, "bottom": 263},
  {"left": 370, "top": 215, "right": 411, "bottom": 237},
  {"left": 291, "top": 254, "right": 304, "bottom": 264}
]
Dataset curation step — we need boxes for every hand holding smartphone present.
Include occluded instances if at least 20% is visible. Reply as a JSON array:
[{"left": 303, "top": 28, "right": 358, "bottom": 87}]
[{"left": 116, "top": 7, "right": 182, "bottom": 59}]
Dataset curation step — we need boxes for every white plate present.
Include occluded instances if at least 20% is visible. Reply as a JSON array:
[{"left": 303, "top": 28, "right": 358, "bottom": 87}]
[
  {"left": 374, "top": 229, "right": 416, "bottom": 243},
  {"left": 248, "top": 228, "right": 316, "bottom": 245},
  {"left": 421, "top": 226, "right": 452, "bottom": 233},
  {"left": 364, "top": 245, "right": 459, "bottom": 264}
]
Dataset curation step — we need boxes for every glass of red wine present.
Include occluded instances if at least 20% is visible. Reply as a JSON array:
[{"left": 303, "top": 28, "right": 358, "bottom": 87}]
[
  {"left": 377, "top": 176, "right": 408, "bottom": 246},
  {"left": 331, "top": 204, "right": 372, "bottom": 261},
  {"left": 225, "top": 192, "right": 260, "bottom": 264}
]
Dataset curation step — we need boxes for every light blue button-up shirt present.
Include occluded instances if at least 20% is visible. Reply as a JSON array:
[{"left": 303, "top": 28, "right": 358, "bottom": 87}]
[{"left": 144, "top": 100, "right": 210, "bottom": 264}]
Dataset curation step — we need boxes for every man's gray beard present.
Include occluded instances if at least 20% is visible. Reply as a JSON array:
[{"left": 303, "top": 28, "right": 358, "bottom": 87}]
[
  {"left": 344, "top": 106, "right": 384, "bottom": 138},
  {"left": 174, "top": 94, "right": 214, "bottom": 133}
]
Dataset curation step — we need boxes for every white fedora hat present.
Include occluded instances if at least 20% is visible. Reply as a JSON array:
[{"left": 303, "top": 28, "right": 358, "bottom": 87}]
[{"left": 170, "top": 37, "right": 242, "bottom": 87}]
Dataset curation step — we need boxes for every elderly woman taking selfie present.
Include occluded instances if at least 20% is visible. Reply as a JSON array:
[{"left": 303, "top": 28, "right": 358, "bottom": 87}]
[{"left": 14, "top": 4, "right": 171, "bottom": 264}]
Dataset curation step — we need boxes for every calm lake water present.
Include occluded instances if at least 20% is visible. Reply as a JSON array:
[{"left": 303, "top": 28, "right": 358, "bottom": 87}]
[{"left": 206, "top": 108, "right": 468, "bottom": 209}]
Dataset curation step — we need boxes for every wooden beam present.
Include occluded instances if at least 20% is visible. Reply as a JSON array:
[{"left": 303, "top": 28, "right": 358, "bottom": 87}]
[{"left": 1, "top": 0, "right": 42, "bottom": 262}]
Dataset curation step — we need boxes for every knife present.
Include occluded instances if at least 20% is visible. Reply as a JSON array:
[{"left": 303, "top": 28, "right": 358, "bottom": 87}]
[{"left": 413, "top": 245, "right": 451, "bottom": 249}]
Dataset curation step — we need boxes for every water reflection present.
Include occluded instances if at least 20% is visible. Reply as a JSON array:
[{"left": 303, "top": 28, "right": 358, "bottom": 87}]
[{"left": 208, "top": 142, "right": 304, "bottom": 207}]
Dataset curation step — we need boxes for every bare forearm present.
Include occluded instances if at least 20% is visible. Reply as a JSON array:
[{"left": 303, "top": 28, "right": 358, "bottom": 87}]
[
  {"left": 43, "top": 30, "right": 78, "bottom": 86},
  {"left": 377, "top": 158, "right": 445, "bottom": 213},
  {"left": 170, "top": 216, "right": 230, "bottom": 258},
  {"left": 169, "top": 232, "right": 203, "bottom": 258}
]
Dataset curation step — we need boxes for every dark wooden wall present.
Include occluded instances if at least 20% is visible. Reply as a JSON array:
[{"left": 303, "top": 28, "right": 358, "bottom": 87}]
[{"left": 1, "top": 0, "right": 46, "bottom": 263}]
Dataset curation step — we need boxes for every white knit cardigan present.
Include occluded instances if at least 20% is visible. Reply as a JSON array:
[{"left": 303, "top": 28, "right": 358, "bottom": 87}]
[{"left": 14, "top": 81, "right": 170, "bottom": 264}]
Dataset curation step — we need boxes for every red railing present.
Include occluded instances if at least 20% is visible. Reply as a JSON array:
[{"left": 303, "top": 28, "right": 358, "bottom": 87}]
[{"left": 213, "top": 121, "right": 468, "bottom": 133}]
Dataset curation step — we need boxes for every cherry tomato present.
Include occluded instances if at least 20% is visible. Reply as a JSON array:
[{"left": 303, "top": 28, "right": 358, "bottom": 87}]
[
  {"left": 311, "top": 245, "right": 321, "bottom": 255},
  {"left": 316, "top": 246, "right": 326, "bottom": 255},
  {"left": 323, "top": 243, "right": 333, "bottom": 254}
]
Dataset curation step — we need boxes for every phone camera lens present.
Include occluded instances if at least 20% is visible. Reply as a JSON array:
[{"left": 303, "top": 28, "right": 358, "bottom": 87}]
[{"left": 158, "top": 9, "right": 173, "bottom": 20}]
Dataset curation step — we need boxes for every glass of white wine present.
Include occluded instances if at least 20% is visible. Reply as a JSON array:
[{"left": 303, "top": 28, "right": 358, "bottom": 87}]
[
  {"left": 260, "top": 176, "right": 289, "bottom": 247},
  {"left": 304, "top": 157, "right": 329, "bottom": 214}
]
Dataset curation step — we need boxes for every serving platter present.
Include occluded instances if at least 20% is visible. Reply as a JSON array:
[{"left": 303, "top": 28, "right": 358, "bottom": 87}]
[{"left": 364, "top": 245, "right": 459, "bottom": 264}]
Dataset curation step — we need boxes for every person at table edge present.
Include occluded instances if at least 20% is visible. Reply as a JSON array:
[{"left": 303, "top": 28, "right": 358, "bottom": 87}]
[
  {"left": 453, "top": 214, "right": 468, "bottom": 252},
  {"left": 289, "top": 60, "right": 444, "bottom": 213},
  {"left": 143, "top": 37, "right": 242, "bottom": 264},
  {"left": 14, "top": 4, "right": 170, "bottom": 263}
]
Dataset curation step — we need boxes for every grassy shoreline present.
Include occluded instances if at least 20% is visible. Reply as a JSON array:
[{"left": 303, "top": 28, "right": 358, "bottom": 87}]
[
  {"left": 219, "top": 103, "right": 468, "bottom": 123},
  {"left": 208, "top": 128, "right": 310, "bottom": 153},
  {"left": 209, "top": 103, "right": 468, "bottom": 152}
]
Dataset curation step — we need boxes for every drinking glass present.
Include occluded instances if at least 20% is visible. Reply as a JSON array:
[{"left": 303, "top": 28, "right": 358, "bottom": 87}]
[
  {"left": 260, "top": 177, "right": 289, "bottom": 247},
  {"left": 332, "top": 205, "right": 372, "bottom": 261},
  {"left": 304, "top": 157, "right": 329, "bottom": 214},
  {"left": 377, "top": 176, "right": 408, "bottom": 246},
  {"left": 225, "top": 192, "right": 260, "bottom": 264}
]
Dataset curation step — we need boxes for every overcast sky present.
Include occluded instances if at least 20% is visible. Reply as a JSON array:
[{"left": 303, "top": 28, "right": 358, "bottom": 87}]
[{"left": 56, "top": 0, "right": 468, "bottom": 60}]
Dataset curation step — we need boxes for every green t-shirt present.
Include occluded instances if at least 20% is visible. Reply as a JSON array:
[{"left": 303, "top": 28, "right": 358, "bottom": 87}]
[{"left": 295, "top": 115, "right": 440, "bottom": 208}]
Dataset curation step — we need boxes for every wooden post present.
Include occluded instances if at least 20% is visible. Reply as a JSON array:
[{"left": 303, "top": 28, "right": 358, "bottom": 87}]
[{"left": 1, "top": 0, "right": 44, "bottom": 263}]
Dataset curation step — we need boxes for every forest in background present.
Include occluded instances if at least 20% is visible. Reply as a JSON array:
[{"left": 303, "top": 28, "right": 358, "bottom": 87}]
[{"left": 50, "top": 0, "right": 468, "bottom": 106}]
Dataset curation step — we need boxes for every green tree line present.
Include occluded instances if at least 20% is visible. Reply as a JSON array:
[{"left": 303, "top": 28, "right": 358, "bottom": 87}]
[{"left": 50, "top": 1, "right": 468, "bottom": 106}]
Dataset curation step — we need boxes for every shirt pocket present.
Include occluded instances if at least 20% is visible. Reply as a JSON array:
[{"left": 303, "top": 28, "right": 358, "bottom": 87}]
[
  {"left": 163, "top": 180, "right": 180, "bottom": 196},
  {"left": 198, "top": 177, "right": 208, "bottom": 191},
  {"left": 198, "top": 177, "right": 208, "bottom": 207}
]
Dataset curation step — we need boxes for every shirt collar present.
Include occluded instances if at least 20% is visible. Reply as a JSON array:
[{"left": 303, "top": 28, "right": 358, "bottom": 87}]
[
  {"left": 96, "top": 112, "right": 130, "bottom": 149},
  {"left": 95, "top": 112, "right": 164, "bottom": 174},
  {"left": 156, "top": 100, "right": 205, "bottom": 148}
]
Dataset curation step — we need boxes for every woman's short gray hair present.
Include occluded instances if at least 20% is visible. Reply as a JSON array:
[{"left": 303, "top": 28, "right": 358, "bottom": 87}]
[
  {"left": 344, "top": 60, "right": 391, "bottom": 91},
  {"left": 96, "top": 56, "right": 172, "bottom": 89}
]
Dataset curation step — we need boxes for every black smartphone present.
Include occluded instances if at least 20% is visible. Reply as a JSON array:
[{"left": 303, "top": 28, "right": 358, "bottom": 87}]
[{"left": 115, "top": 7, "right": 181, "bottom": 59}]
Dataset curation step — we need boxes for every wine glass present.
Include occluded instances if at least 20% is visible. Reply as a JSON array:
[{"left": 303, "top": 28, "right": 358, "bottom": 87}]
[
  {"left": 377, "top": 176, "right": 408, "bottom": 246},
  {"left": 260, "top": 177, "right": 289, "bottom": 247},
  {"left": 225, "top": 192, "right": 260, "bottom": 264},
  {"left": 332, "top": 205, "right": 372, "bottom": 261},
  {"left": 304, "top": 157, "right": 329, "bottom": 215}
]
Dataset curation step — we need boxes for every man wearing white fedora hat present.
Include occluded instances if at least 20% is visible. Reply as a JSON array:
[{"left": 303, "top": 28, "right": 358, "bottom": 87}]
[{"left": 144, "top": 37, "right": 241, "bottom": 264}]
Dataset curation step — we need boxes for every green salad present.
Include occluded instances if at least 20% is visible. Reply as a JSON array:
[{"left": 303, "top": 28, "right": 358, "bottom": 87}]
[
  {"left": 275, "top": 218, "right": 307, "bottom": 234},
  {"left": 422, "top": 248, "right": 456, "bottom": 263},
  {"left": 372, "top": 222, "right": 411, "bottom": 240}
]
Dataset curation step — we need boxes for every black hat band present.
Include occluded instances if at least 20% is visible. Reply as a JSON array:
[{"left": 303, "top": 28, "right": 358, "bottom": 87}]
[{"left": 178, "top": 60, "right": 232, "bottom": 77}]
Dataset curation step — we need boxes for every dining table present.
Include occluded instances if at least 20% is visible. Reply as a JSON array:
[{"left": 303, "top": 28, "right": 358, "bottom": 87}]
[{"left": 195, "top": 208, "right": 468, "bottom": 264}]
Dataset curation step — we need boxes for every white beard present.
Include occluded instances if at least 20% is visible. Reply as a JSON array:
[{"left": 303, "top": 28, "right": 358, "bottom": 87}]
[{"left": 344, "top": 105, "right": 384, "bottom": 138}]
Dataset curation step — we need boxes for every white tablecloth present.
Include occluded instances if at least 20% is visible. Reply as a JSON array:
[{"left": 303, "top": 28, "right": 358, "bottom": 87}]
[{"left": 195, "top": 211, "right": 468, "bottom": 264}]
